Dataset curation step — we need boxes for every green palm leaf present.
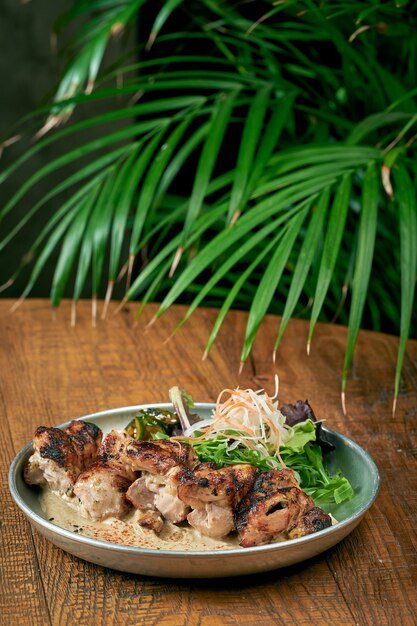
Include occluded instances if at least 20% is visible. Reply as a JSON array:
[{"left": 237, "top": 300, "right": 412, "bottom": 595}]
[
  {"left": 392, "top": 165, "right": 417, "bottom": 413},
  {"left": 246, "top": 93, "right": 296, "bottom": 194},
  {"left": 90, "top": 164, "right": 124, "bottom": 301},
  {"left": 129, "top": 112, "right": 200, "bottom": 259},
  {"left": 127, "top": 203, "right": 228, "bottom": 302},
  {"left": 267, "top": 146, "right": 381, "bottom": 173},
  {"left": 175, "top": 88, "right": 241, "bottom": 269},
  {"left": 73, "top": 165, "right": 123, "bottom": 305},
  {"left": 253, "top": 162, "right": 356, "bottom": 198},
  {"left": 2, "top": 0, "right": 417, "bottom": 406},
  {"left": 308, "top": 173, "right": 352, "bottom": 352},
  {"left": 274, "top": 186, "right": 330, "bottom": 354},
  {"left": 51, "top": 190, "right": 98, "bottom": 307},
  {"left": 48, "top": 0, "right": 148, "bottom": 121},
  {"left": 342, "top": 162, "right": 379, "bottom": 411},
  {"left": 347, "top": 112, "right": 413, "bottom": 146},
  {"left": 226, "top": 84, "right": 273, "bottom": 224},
  {"left": 108, "top": 134, "right": 170, "bottom": 284},
  {"left": 15, "top": 201, "right": 86, "bottom": 305},
  {"left": 0, "top": 96, "right": 206, "bottom": 187},
  {"left": 146, "top": 0, "right": 185, "bottom": 49},
  {"left": 0, "top": 120, "right": 168, "bottom": 222},
  {"left": 152, "top": 177, "right": 337, "bottom": 317},
  {"left": 174, "top": 208, "right": 306, "bottom": 333},
  {"left": 241, "top": 205, "right": 310, "bottom": 364},
  {"left": 150, "top": 122, "right": 210, "bottom": 210},
  {"left": 0, "top": 145, "right": 133, "bottom": 249},
  {"left": 204, "top": 232, "right": 284, "bottom": 358}
]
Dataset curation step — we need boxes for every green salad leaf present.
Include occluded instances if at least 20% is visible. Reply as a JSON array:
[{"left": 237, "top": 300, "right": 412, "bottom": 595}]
[
  {"left": 176, "top": 419, "right": 354, "bottom": 506},
  {"left": 143, "top": 387, "right": 354, "bottom": 507},
  {"left": 279, "top": 419, "right": 354, "bottom": 504},
  {"left": 281, "top": 441, "right": 354, "bottom": 505},
  {"left": 283, "top": 419, "right": 316, "bottom": 452},
  {"left": 189, "top": 430, "right": 277, "bottom": 471}
]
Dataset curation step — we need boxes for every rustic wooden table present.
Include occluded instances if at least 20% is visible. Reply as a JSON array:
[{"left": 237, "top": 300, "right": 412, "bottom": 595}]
[{"left": 1, "top": 299, "right": 416, "bottom": 625}]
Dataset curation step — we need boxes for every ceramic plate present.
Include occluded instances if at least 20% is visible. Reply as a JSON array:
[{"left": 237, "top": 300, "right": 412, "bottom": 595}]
[{"left": 9, "top": 403, "right": 380, "bottom": 578}]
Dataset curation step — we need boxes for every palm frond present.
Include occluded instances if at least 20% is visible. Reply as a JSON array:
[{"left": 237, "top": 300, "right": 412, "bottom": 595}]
[
  {"left": 225, "top": 84, "right": 273, "bottom": 225},
  {"left": 2, "top": 0, "right": 417, "bottom": 406},
  {"left": 342, "top": 162, "right": 379, "bottom": 411},
  {"left": 274, "top": 186, "right": 330, "bottom": 354},
  {"left": 392, "top": 165, "right": 417, "bottom": 413},
  {"left": 308, "top": 174, "right": 352, "bottom": 353},
  {"left": 241, "top": 205, "right": 310, "bottom": 364},
  {"left": 176, "top": 88, "right": 241, "bottom": 265}
]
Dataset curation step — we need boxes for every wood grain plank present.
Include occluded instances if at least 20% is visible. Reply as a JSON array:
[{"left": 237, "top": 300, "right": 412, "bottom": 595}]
[
  {"left": 2, "top": 299, "right": 415, "bottom": 626},
  {"left": 250, "top": 312, "right": 417, "bottom": 626},
  {"left": 0, "top": 373, "right": 51, "bottom": 624}
]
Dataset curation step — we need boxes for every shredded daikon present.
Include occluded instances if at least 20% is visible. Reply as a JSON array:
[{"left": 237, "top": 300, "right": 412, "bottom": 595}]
[{"left": 183, "top": 376, "right": 290, "bottom": 466}]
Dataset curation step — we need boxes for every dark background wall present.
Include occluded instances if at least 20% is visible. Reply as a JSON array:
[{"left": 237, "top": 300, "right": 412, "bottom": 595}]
[
  {"left": 0, "top": 0, "right": 133, "bottom": 298},
  {"left": 1, "top": 1, "right": 71, "bottom": 295}
]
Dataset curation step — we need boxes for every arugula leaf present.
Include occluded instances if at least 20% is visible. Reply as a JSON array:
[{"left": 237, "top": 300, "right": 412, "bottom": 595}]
[
  {"left": 280, "top": 443, "right": 354, "bottom": 505},
  {"left": 189, "top": 433, "right": 277, "bottom": 471}
]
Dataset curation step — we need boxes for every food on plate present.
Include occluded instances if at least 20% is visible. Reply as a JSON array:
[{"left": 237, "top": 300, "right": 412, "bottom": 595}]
[
  {"left": 176, "top": 384, "right": 353, "bottom": 506},
  {"left": 125, "top": 408, "right": 181, "bottom": 440},
  {"left": 178, "top": 462, "right": 257, "bottom": 539},
  {"left": 124, "top": 438, "right": 198, "bottom": 526},
  {"left": 24, "top": 420, "right": 102, "bottom": 495},
  {"left": 287, "top": 506, "right": 333, "bottom": 540},
  {"left": 24, "top": 381, "right": 353, "bottom": 549},
  {"left": 235, "top": 468, "right": 316, "bottom": 547},
  {"left": 73, "top": 430, "right": 136, "bottom": 520}
]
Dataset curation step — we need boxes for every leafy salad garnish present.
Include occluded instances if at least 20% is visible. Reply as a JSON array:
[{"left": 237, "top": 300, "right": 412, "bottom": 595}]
[
  {"left": 174, "top": 381, "right": 354, "bottom": 506},
  {"left": 126, "top": 382, "right": 354, "bottom": 506}
]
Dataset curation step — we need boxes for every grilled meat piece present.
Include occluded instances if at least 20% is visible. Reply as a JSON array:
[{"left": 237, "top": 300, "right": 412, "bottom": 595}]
[
  {"left": 24, "top": 420, "right": 102, "bottom": 495},
  {"left": 126, "top": 475, "right": 157, "bottom": 509},
  {"left": 97, "top": 429, "right": 135, "bottom": 472},
  {"left": 178, "top": 462, "right": 257, "bottom": 508},
  {"left": 135, "top": 509, "right": 164, "bottom": 533},
  {"left": 74, "top": 430, "right": 137, "bottom": 520},
  {"left": 126, "top": 473, "right": 190, "bottom": 524},
  {"left": 124, "top": 439, "right": 198, "bottom": 474},
  {"left": 288, "top": 506, "right": 332, "bottom": 539},
  {"left": 187, "top": 503, "right": 235, "bottom": 539},
  {"left": 235, "top": 468, "right": 315, "bottom": 547},
  {"left": 73, "top": 461, "right": 135, "bottom": 520},
  {"left": 178, "top": 463, "right": 258, "bottom": 539},
  {"left": 123, "top": 439, "right": 198, "bottom": 524},
  {"left": 64, "top": 420, "right": 103, "bottom": 462}
]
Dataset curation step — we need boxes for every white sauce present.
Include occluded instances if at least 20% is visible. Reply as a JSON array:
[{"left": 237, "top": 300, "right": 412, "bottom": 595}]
[
  {"left": 39, "top": 490, "right": 337, "bottom": 551},
  {"left": 40, "top": 489, "right": 240, "bottom": 551}
]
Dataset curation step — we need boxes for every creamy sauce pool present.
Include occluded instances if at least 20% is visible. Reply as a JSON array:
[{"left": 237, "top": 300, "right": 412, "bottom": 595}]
[
  {"left": 40, "top": 489, "right": 337, "bottom": 550},
  {"left": 39, "top": 489, "right": 243, "bottom": 551}
]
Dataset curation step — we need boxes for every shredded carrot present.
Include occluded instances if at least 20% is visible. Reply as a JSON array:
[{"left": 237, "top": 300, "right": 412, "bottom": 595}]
[
  {"left": 263, "top": 415, "right": 286, "bottom": 468},
  {"left": 177, "top": 378, "right": 290, "bottom": 469}
]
